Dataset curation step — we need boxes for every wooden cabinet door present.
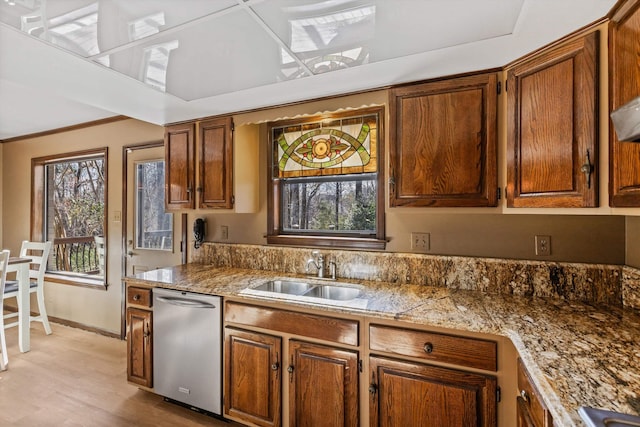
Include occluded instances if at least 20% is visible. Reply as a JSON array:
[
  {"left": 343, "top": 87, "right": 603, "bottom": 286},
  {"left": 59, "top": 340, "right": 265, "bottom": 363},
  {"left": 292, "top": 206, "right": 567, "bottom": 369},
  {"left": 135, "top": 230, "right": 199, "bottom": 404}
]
[
  {"left": 288, "top": 340, "right": 359, "bottom": 427},
  {"left": 369, "top": 356, "right": 496, "bottom": 427},
  {"left": 199, "top": 117, "right": 234, "bottom": 209},
  {"left": 609, "top": 3, "right": 640, "bottom": 206},
  {"left": 126, "top": 308, "right": 152, "bottom": 387},
  {"left": 389, "top": 72, "right": 498, "bottom": 207},
  {"left": 506, "top": 31, "right": 598, "bottom": 207},
  {"left": 224, "top": 328, "right": 282, "bottom": 427},
  {"left": 165, "top": 123, "right": 195, "bottom": 209}
]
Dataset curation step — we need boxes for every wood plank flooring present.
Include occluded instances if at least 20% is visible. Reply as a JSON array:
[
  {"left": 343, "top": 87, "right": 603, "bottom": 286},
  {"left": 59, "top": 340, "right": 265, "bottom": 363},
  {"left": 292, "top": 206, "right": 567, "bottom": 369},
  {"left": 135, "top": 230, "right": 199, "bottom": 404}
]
[{"left": 0, "top": 323, "right": 241, "bottom": 426}]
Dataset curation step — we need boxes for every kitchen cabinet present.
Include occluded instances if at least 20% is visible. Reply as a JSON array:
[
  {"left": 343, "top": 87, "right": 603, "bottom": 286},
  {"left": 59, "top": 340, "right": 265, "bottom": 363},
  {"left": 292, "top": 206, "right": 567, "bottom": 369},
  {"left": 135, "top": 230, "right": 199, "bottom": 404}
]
[
  {"left": 506, "top": 30, "right": 599, "bottom": 208},
  {"left": 126, "top": 286, "right": 153, "bottom": 388},
  {"left": 288, "top": 340, "right": 359, "bottom": 427},
  {"left": 368, "top": 323, "right": 498, "bottom": 427},
  {"left": 225, "top": 327, "right": 282, "bottom": 427},
  {"left": 516, "top": 358, "right": 553, "bottom": 427},
  {"left": 164, "top": 116, "right": 234, "bottom": 210},
  {"left": 609, "top": 2, "right": 640, "bottom": 206},
  {"left": 389, "top": 72, "right": 498, "bottom": 207},
  {"left": 224, "top": 301, "right": 360, "bottom": 427},
  {"left": 198, "top": 117, "right": 234, "bottom": 209},
  {"left": 165, "top": 123, "right": 195, "bottom": 210}
]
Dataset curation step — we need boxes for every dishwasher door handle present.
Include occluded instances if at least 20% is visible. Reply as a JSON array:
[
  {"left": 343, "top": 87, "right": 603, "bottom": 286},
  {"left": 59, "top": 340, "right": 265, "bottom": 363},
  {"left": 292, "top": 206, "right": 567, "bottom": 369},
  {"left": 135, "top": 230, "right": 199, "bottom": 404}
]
[{"left": 156, "top": 296, "right": 217, "bottom": 309}]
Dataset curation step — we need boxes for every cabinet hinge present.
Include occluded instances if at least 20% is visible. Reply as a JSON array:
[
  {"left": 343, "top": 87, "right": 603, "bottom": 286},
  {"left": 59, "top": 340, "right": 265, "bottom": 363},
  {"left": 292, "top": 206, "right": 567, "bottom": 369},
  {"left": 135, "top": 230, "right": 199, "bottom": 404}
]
[
  {"left": 231, "top": 121, "right": 235, "bottom": 132},
  {"left": 505, "top": 80, "right": 508, "bottom": 92},
  {"left": 231, "top": 195, "right": 235, "bottom": 204},
  {"left": 497, "top": 187, "right": 501, "bottom": 200},
  {"left": 496, "top": 386, "right": 501, "bottom": 403},
  {"left": 497, "top": 81, "right": 502, "bottom": 95},
  {"left": 358, "top": 360, "right": 363, "bottom": 373}
]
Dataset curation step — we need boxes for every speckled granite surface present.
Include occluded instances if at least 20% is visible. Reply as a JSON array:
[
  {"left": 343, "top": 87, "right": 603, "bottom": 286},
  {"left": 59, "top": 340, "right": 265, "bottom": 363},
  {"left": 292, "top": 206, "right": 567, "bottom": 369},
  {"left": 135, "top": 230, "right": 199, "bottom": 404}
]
[
  {"left": 192, "top": 243, "right": 624, "bottom": 306},
  {"left": 126, "top": 263, "right": 640, "bottom": 427}
]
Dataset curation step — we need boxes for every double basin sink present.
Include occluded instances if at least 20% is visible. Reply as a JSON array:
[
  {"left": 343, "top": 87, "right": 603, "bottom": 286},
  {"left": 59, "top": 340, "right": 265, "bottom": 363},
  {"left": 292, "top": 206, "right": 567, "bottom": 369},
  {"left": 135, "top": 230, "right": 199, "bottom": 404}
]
[
  {"left": 252, "top": 279, "right": 361, "bottom": 301},
  {"left": 241, "top": 279, "right": 366, "bottom": 308}
]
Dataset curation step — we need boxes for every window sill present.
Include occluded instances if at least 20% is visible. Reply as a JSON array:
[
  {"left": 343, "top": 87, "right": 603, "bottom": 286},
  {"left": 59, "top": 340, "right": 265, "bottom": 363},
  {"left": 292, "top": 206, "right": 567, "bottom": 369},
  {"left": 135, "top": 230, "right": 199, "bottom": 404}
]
[
  {"left": 267, "top": 234, "right": 387, "bottom": 250},
  {"left": 45, "top": 273, "right": 107, "bottom": 290}
]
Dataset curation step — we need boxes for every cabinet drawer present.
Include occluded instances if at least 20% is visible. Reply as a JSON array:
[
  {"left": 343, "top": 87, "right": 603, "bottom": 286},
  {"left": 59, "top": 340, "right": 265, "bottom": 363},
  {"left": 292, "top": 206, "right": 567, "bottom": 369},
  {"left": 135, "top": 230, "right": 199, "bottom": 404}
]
[
  {"left": 369, "top": 324, "right": 497, "bottom": 371},
  {"left": 225, "top": 301, "right": 358, "bottom": 346},
  {"left": 517, "top": 358, "right": 553, "bottom": 427},
  {"left": 127, "top": 287, "right": 152, "bottom": 308}
]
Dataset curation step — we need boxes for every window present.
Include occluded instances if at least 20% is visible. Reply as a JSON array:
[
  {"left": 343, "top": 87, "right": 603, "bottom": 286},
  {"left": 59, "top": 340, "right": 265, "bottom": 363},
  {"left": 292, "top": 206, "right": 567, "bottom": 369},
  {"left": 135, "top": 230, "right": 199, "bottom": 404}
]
[
  {"left": 31, "top": 149, "right": 107, "bottom": 288},
  {"left": 135, "top": 160, "right": 172, "bottom": 250},
  {"left": 267, "top": 107, "right": 385, "bottom": 249}
]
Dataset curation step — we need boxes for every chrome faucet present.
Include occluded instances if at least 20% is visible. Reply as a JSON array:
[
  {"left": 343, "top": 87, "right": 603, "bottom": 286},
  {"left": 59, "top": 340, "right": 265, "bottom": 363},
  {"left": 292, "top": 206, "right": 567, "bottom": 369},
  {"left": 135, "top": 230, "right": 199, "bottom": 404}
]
[{"left": 305, "top": 250, "right": 325, "bottom": 278}]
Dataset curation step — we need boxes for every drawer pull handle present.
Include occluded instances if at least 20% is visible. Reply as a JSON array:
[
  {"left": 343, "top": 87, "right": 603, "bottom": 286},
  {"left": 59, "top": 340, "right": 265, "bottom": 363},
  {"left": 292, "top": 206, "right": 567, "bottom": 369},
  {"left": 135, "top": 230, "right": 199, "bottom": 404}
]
[
  {"left": 520, "top": 389, "right": 530, "bottom": 403},
  {"left": 423, "top": 342, "right": 434, "bottom": 353},
  {"left": 133, "top": 294, "right": 141, "bottom": 301}
]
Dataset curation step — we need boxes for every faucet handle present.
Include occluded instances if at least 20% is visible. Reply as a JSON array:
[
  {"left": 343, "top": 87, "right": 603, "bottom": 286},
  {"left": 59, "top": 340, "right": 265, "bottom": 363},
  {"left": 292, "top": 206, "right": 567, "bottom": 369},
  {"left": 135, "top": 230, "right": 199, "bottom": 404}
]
[{"left": 312, "top": 250, "right": 323, "bottom": 261}]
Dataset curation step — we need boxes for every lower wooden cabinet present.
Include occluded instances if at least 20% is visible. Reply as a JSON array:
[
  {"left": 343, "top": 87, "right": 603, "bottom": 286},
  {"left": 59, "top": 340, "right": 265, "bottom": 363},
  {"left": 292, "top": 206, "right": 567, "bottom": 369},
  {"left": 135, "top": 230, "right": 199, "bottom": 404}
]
[
  {"left": 288, "top": 340, "right": 359, "bottom": 427},
  {"left": 126, "top": 307, "right": 153, "bottom": 387},
  {"left": 369, "top": 356, "right": 497, "bottom": 427},
  {"left": 126, "top": 286, "right": 153, "bottom": 388},
  {"left": 225, "top": 328, "right": 282, "bottom": 427},
  {"left": 516, "top": 358, "right": 553, "bottom": 427}
]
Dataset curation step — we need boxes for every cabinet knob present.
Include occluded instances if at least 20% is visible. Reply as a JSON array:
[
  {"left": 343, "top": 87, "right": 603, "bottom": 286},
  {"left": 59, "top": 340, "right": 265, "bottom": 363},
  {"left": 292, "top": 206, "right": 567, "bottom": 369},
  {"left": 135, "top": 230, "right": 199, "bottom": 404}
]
[
  {"left": 368, "top": 384, "right": 378, "bottom": 395},
  {"left": 520, "top": 389, "right": 530, "bottom": 403},
  {"left": 133, "top": 294, "right": 140, "bottom": 301},
  {"left": 287, "top": 365, "right": 294, "bottom": 374},
  {"left": 271, "top": 362, "right": 279, "bottom": 371},
  {"left": 423, "top": 342, "right": 434, "bottom": 353}
]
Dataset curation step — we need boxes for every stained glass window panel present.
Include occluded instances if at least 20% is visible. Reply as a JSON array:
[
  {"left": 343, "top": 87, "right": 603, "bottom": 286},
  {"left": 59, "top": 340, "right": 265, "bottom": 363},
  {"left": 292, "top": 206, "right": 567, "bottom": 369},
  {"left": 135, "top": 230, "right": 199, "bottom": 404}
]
[{"left": 273, "top": 113, "right": 378, "bottom": 178}]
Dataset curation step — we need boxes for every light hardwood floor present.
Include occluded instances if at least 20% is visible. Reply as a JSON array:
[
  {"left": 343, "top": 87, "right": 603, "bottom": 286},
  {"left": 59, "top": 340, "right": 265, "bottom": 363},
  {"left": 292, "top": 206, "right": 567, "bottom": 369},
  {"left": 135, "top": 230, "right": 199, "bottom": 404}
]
[{"left": 0, "top": 323, "right": 240, "bottom": 426}]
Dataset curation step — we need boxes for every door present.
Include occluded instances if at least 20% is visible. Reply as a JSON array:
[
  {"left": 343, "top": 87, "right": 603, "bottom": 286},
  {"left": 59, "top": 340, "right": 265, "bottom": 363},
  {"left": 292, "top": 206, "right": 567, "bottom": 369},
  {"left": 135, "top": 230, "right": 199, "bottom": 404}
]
[
  {"left": 289, "top": 340, "right": 359, "bottom": 427},
  {"left": 224, "top": 327, "right": 282, "bottom": 427},
  {"left": 369, "top": 356, "right": 497, "bottom": 427},
  {"left": 125, "top": 143, "right": 181, "bottom": 276}
]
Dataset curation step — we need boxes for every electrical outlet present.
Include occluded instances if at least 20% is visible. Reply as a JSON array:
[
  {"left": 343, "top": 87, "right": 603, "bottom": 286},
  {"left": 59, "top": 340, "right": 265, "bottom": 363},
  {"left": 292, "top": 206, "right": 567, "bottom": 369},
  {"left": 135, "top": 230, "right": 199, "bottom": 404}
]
[
  {"left": 221, "top": 225, "right": 229, "bottom": 240},
  {"left": 411, "top": 232, "right": 430, "bottom": 252},
  {"left": 535, "top": 235, "right": 551, "bottom": 256}
]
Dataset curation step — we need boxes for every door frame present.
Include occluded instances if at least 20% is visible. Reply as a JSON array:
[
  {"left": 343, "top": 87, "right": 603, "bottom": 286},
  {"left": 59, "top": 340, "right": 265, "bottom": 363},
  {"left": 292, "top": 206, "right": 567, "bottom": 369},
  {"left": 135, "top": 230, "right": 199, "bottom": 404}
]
[{"left": 121, "top": 141, "right": 165, "bottom": 339}]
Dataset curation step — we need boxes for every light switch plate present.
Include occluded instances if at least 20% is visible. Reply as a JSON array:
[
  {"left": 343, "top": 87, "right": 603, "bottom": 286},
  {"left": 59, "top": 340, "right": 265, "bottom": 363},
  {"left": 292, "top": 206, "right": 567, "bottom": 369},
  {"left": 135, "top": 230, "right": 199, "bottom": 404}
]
[{"left": 411, "top": 232, "right": 430, "bottom": 252}]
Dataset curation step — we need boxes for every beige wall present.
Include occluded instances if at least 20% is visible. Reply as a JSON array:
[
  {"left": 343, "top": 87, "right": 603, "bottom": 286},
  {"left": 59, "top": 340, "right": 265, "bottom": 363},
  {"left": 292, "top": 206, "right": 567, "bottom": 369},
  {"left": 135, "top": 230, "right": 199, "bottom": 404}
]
[
  {"left": 2, "top": 119, "right": 164, "bottom": 334},
  {"left": 0, "top": 142, "right": 3, "bottom": 247},
  {"left": 0, "top": 90, "right": 630, "bottom": 334}
]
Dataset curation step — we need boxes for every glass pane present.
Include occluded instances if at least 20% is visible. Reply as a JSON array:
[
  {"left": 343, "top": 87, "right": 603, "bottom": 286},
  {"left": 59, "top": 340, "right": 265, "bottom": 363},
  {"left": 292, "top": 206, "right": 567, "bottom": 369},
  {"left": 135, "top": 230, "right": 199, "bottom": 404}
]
[
  {"left": 282, "top": 176, "right": 376, "bottom": 234},
  {"left": 44, "top": 156, "right": 105, "bottom": 278},
  {"left": 135, "top": 160, "right": 172, "bottom": 250},
  {"left": 273, "top": 113, "right": 378, "bottom": 179}
]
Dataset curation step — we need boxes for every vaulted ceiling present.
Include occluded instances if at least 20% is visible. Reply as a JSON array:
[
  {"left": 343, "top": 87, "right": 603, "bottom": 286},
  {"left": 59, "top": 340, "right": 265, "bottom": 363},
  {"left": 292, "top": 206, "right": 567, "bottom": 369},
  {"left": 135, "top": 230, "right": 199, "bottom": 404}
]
[{"left": 0, "top": 0, "right": 616, "bottom": 140}]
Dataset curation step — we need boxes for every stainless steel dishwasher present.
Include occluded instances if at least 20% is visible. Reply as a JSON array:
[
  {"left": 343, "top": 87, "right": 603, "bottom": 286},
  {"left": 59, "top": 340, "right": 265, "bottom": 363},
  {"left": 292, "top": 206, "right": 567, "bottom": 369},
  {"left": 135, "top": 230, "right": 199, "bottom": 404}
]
[{"left": 153, "top": 288, "right": 222, "bottom": 415}]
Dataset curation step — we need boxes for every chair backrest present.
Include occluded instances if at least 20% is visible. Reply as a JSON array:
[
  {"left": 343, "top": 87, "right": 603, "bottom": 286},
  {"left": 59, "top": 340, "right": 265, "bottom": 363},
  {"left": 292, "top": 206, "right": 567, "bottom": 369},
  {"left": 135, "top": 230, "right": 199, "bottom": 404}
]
[
  {"left": 94, "top": 236, "right": 105, "bottom": 275},
  {"left": 0, "top": 250, "right": 9, "bottom": 298},
  {"left": 19, "top": 241, "right": 52, "bottom": 284}
]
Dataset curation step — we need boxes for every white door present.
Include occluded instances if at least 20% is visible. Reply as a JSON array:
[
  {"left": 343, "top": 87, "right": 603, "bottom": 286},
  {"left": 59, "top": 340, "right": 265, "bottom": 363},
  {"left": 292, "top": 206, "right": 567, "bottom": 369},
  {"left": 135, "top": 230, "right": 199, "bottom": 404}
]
[{"left": 125, "top": 144, "right": 181, "bottom": 276}]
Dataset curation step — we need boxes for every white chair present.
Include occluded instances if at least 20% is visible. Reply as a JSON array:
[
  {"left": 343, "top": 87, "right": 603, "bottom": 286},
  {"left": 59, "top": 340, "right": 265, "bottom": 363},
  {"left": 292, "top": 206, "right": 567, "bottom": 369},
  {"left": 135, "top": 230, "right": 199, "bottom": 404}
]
[
  {"left": 94, "top": 236, "right": 105, "bottom": 276},
  {"left": 3, "top": 241, "right": 53, "bottom": 335},
  {"left": 0, "top": 249, "right": 10, "bottom": 370}
]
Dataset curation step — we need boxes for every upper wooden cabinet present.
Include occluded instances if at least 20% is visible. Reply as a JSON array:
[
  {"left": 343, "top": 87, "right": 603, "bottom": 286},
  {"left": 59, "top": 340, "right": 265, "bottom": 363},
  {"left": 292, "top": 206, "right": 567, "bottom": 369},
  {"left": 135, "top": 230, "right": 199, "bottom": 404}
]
[
  {"left": 506, "top": 31, "right": 599, "bottom": 208},
  {"left": 199, "top": 117, "right": 234, "bottom": 209},
  {"left": 165, "top": 123, "right": 195, "bottom": 210},
  {"left": 164, "top": 117, "right": 234, "bottom": 210},
  {"left": 389, "top": 72, "right": 498, "bottom": 207},
  {"left": 609, "top": 3, "right": 640, "bottom": 207}
]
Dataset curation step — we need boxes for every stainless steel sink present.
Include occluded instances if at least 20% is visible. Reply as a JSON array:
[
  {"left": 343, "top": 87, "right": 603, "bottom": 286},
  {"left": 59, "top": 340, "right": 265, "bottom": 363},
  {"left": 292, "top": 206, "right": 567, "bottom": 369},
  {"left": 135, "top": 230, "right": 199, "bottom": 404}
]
[
  {"left": 252, "top": 280, "right": 313, "bottom": 295},
  {"left": 242, "top": 279, "right": 364, "bottom": 305},
  {"left": 580, "top": 407, "right": 640, "bottom": 427},
  {"left": 303, "top": 285, "right": 361, "bottom": 300}
]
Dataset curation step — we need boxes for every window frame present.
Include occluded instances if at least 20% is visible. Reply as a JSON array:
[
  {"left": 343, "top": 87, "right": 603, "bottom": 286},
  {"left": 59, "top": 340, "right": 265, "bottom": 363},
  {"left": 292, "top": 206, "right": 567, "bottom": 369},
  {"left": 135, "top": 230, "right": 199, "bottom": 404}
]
[
  {"left": 31, "top": 148, "right": 108, "bottom": 289},
  {"left": 267, "top": 106, "right": 386, "bottom": 250}
]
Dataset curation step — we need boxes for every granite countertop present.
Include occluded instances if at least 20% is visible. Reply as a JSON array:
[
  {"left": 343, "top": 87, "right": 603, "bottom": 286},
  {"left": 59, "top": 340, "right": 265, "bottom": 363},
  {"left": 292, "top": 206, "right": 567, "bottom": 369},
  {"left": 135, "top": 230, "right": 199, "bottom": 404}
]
[{"left": 126, "top": 264, "right": 640, "bottom": 427}]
